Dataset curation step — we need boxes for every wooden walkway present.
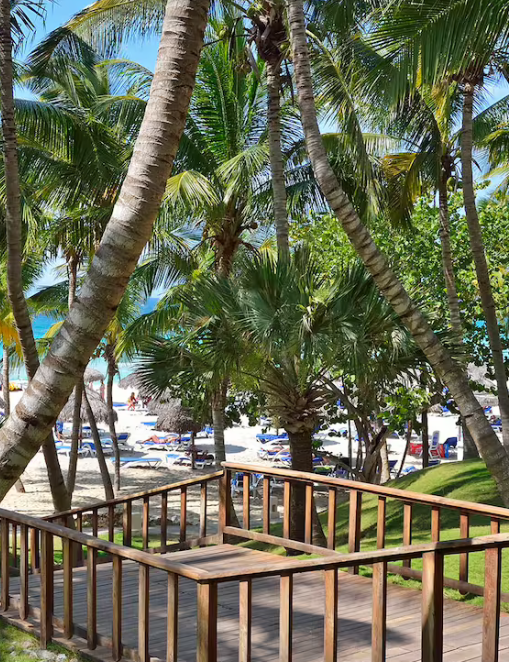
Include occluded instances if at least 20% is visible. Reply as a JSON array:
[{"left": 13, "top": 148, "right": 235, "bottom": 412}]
[{"left": 7, "top": 545, "right": 509, "bottom": 662}]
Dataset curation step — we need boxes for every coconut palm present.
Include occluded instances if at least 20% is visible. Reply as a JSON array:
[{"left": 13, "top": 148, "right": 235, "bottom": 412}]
[
  {"left": 369, "top": 0, "right": 509, "bottom": 446},
  {"left": 285, "top": 0, "right": 509, "bottom": 504},
  {"left": 0, "top": 0, "right": 211, "bottom": 501}
]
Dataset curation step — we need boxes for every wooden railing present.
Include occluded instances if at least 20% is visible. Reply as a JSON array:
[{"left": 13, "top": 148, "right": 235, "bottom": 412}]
[
  {"left": 39, "top": 471, "right": 223, "bottom": 568},
  {"left": 222, "top": 462, "right": 509, "bottom": 599},
  {"left": 2, "top": 463, "right": 509, "bottom": 662}
]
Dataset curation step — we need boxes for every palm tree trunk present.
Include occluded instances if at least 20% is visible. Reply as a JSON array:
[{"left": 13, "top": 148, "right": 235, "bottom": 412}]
[
  {"left": 461, "top": 82, "right": 509, "bottom": 448},
  {"left": 106, "top": 349, "right": 121, "bottom": 493},
  {"left": 438, "top": 168, "right": 462, "bottom": 339},
  {"left": 3, "top": 344, "right": 10, "bottom": 418},
  {"left": 0, "top": 0, "right": 210, "bottom": 501},
  {"left": 397, "top": 420, "right": 412, "bottom": 478},
  {"left": 66, "top": 384, "right": 83, "bottom": 496},
  {"left": 421, "top": 408, "right": 429, "bottom": 468},
  {"left": 287, "top": 429, "right": 326, "bottom": 546},
  {"left": 211, "top": 380, "right": 227, "bottom": 466},
  {"left": 266, "top": 58, "right": 289, "bottom": 259},
  {"left": 0, "top": 0, "right": 71, "bottom": 513},
  {"left": 83, "top": 388, "right": 114, "bottom": 501},
  {"left": 287, "top": 0, "right": 509, "bottom": 504},
  {"left": 379, "top": 439, "right": 390, "bottom": 483},
  {"left": 66, "top": 255, "right": 82, "bottom": 497}
]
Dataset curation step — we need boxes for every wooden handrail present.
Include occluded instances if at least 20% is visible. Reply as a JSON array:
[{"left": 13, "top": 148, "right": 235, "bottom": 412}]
[
  {"left": 46, "top": 470, "right": 223, "bottom": 521},
  {"left": 0, "top": 508, "right": 208, "bottom": 581},
  {"left": 223, "top": 462, "right": 509, "bottom": 520}
]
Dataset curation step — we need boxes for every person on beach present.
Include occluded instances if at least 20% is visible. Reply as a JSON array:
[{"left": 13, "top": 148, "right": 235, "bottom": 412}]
[
  {"left": 128, "top": 392, "right": 138, "bottom": 410},
  {"left": 99, "top": 379, "right": 105, "bottom": 401}
]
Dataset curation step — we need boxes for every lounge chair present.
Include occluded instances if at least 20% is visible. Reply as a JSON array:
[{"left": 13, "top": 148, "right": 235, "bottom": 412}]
[{"left": 111, "top": 456, "right": 162, "bottom": 469}]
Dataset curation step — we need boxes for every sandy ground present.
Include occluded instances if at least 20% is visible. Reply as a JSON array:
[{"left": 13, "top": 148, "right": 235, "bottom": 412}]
[{"left": 1, "top": 384, "right": 474, "bottom": 519}]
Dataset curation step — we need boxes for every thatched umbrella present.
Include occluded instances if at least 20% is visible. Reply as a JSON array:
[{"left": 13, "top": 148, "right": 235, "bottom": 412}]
[
  {"left": 156, "top": 403, "right": 201, "bottom": 434},
  {"left": 147, "top": 390, "right": 177, "bottom": 415},
  {"left": 118, "top": 373, "right": 142, "bottom": 390},
  {"left": 84, "top": 367, "right": 105, "bottom": 383},
  {"left": 59, "top": 387, "right": 117, "bottom": 423}
]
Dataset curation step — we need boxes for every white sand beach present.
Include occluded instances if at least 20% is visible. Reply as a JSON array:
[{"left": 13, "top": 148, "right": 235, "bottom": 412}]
[{"left": 1, "top": 383, "right": 474, "bottom": 518}]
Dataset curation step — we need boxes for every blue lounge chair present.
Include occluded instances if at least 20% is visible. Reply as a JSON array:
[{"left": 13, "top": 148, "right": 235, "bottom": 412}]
[{"left": 443, "top": 436, "right": 458, "bottom": 458}]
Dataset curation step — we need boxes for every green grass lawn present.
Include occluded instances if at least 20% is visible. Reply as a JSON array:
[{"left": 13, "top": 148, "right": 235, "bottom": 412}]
[{"left": 244, "top": 459, "right": 509, "bottom": 609}]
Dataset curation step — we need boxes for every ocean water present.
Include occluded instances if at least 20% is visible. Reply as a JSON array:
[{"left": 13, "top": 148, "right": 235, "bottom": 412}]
[{"left": 11, "top": 297, "right": 158, "bottom": 382}]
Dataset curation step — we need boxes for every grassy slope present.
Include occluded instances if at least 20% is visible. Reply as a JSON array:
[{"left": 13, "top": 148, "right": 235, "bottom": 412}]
[
  {"left": 244, "top": 459, "right": 509, "bottom": 608},
  {"left": 0, "top": 620, "right": 78, "bottom": 661}
]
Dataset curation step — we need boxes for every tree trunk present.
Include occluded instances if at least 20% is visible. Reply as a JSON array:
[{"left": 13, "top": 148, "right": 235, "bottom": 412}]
[
  {"left": 66, "top": 256, "right": 82, "bottom": 497},
  {"left": 83, "top": 388, "right": 114, "bottom": 501},
  {"left": 0, "top": 0, "right": 210, "bottom": 501},
  {"left": 211, "top": 381, "right": 227, "bottom": 466},
  {"left": 287, "top": 429, "right": 326, "bottom": 546},
  {"left": 397, "top": 420, "right": 413, "bottom": 478},
  {"left": 3, "top": 344, "right": 10, "bottom": 418},
  {"left": 66, "top": 383, "right": 83, "bottom": 496},
  {"left": 438, "top": 166, "right": 462, "bottom": 339},
  {"left": 422, "top": 409, "right": 429, "bottom": 468},
  {"left": 106, "top": 349, "right": 121, "bottom": 493},
  {"left": 461, "top": 81, "right": 509, "bottom": 448},
  {"left": 462, "top": 420, "right": 479, "bottom": 459},
  {"left": 267, "top": 58, "right": 289, "bottom": 259},
  {"left": 379, "top": 440, "right": 390, "bottom": 483},
  {"left": 0, "top": 0, "right": 71, "bottom": 513},
  {"left": 287, "top": 0, "right": 509, "bottom": 506}
]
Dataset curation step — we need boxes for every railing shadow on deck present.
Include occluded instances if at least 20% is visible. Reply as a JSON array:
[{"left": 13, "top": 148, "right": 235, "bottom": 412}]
[{"left": 0, "top": 462, "right": 508, "bottom": 661}]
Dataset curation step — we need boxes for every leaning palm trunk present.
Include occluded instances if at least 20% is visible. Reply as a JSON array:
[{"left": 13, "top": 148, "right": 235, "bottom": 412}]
[
  {"left": 66, "top": 383, "right": 83, "bottom": 496},
  {"left": 83, "top": 389, "right": 114, "bottom": 501},
  {"left": 0, "top": 0, "right": 71, "bottom": 512},
  {"left": 287, "top": 0, "right": 509, "bottom": 504},
  {"left": 106, "top": 348, "right": 121, "bottom": 492},
  {"left": 0, "top": 0, "right": 210, "bottom": 501},
  {"left": 211, "top": 381, "right": 227, "bottom": 466},
  {"left": 267, "top": 58, "right": 289, "bottom": 259},
  {"left": 461, "top": 82, "right": 509, "bottom": 448}
]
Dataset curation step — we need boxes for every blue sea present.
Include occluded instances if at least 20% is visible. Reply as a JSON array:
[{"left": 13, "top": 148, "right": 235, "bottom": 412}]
[{"left": 11, "top": 298, "right": 158, "bottom": 382}]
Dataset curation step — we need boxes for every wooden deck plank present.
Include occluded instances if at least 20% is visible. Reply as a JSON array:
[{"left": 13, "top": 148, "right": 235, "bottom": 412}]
[{"left": 6, "top": 544, "right": 509, "bottom": 662}]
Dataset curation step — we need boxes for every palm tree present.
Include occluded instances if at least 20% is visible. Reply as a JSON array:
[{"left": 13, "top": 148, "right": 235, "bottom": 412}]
[
  {"left": 369, "top": 0, "right": 509, "bottom": 447},
  {"left": 286, "top": 0, "right": 509, "bottom": 504},
  {"left": 0, "top": 0, "right": 211, "bottom": 501}
]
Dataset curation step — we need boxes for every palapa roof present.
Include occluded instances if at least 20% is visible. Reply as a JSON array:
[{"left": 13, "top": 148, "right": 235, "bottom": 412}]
[
  {"left": 84, "top": 367, "right": 105, "bottom": 383},
  {"left": 155, "top": 401, "right": 201, "bottom": 434},
  {"left": 118, "top": 373, "right": 142, "bottom": 390},
  {"left": 59, "top": 387, "right": 117, "bottom": 424}
]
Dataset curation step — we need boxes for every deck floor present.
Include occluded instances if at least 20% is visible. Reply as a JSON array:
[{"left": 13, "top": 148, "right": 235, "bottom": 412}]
[{"left": 7, "top": 544, "right": 509, "bottom": 662}]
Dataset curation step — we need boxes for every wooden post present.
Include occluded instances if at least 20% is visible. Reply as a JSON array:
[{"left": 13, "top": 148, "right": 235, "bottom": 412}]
[
  {"left": 482, "top": 546, "right": 501, "bottom": 662},
  {"left": 123, "top": 501, "right": 132, "bottom": 547},
  {"left": 108, "top": 505, "right": 115, "bottom": 543},
  {"left": 280, "top": 574, "right": 293, "bottom": 662},
  {"left": 92, "top": 508, "right": 99, "bottom": 538},
  {"left": 243, "top": 473, "right": 251, "bottom": 530},
  {"left": 422, "top": 551, "right": 443, "bottom": 662},
  {"left": 348, "top": 490, "right": 362, "bottom": 574},
  {"left": 161, "top": 492, "right": 168, "bottom": 553},
  {"left": 200, "top": 483, "right": 207, "bottom": 541},
  {"left": 491, "top": 517, "right": 501, "bottom": 534},
  {"left": 372, "top": 562, "right": 387, "bottom": 662},
  {"left": 143, "top": 496, "right": 150, "bottom": 550},
  {"left": 402, "top": 503, "right": 412, "bottom": 571},
  {"left": 324, "top": 568, "right": 338, "bottom": 662},
  {"left": 138, "top": 564, "right": 150, "bottom": 662},
  {"left": 327, "top": 488, "right": 337, "bottom": 550},
  {"left": 239, "top": 579, "right": 252, "bottom": 662},
  {"left": 263, "top": 476, "right": 271, "bottom": 535},
  {"left": 76, "top": 514, "right": 84, "bottom": 566},
  {"left": 180, "top": 487, "right": 187, "bottom": 543},
  {"left": 167, "top": 573, "right": 178, "bottom": 662},
  {"left": 377, "top": 497, "right": 386, "bottom": 549},
  {"left": 87, "top": 546, "right": 97, "bottom": 650},
  {"left": 1, "top": 518, "right": 9, "bottom": 611},
  {"left": 19, "top": 524, "right": 29, "bottom": 620},
  {"left": 40, "top": 530, "right": 54, "bottom": 647},
  {"left": 459, "top": 511, "right": 469, "bottom": 594},
  {"left": 305, "top": 483, "right": 313, "bottom": 545},
  {"left": 30, "top": 527, "right": 40, "bottom": 572},
  {"left": 12, "top": 524, "right": 17, "bottom": 568},
  {"left": 431, "top": 507, "right": 441, "bottom": 542},
  {"left": 112, "top": 556, "right": 123, "bottom": 662},
  {"left": 218, "top": 470, "right": 230, "bottom": 542},
  {"left": 197, "top": 582, "right": 217, "bottom": 662},
  {"left": 63, "top": 538, "right": 74, "bottom": 639},
  {"left": 283, "top": 481, "right": 291, "bottom": 541}
]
